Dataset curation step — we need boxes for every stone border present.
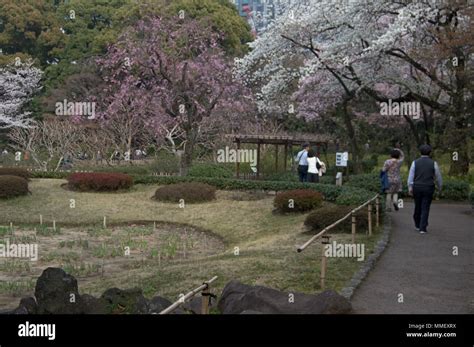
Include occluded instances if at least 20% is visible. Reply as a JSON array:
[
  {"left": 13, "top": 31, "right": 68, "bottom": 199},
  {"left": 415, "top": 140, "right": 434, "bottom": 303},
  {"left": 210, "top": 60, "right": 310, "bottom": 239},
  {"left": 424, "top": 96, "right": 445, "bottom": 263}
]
[{"left": 340, "top": 213, "right": 391, "bottom": 300}]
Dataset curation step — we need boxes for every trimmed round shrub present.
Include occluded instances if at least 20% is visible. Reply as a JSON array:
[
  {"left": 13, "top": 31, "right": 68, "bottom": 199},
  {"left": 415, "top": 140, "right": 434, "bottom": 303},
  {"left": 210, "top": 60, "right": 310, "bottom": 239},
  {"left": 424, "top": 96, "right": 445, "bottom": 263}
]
[
  {"left": 154, "top": 182, "right": 216, "bottom": 203},
  {"left": 67, "top": 172, "right": 133, "bottom": 192},
  {"left": 187, "top": 163, "right": 233, "bottom": 179},
  {"left": 0, "top": 175, "right": 29, "bottom": 198},
  {"left": 304, "top": 204, "right": 372, "bottom": 232},
  {"left": 274, "top": 189, "right": 324, "bottom": 213},
  {"left": 0, "top": 167, "right": 30, "bottom": 180}
]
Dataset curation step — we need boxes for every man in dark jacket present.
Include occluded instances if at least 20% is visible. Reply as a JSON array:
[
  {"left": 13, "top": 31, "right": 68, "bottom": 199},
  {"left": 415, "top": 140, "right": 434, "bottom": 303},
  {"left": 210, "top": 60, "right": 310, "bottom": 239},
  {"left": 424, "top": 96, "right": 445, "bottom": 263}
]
[{"left": 407, "top": 144, "right": 443, "bottom": 234}]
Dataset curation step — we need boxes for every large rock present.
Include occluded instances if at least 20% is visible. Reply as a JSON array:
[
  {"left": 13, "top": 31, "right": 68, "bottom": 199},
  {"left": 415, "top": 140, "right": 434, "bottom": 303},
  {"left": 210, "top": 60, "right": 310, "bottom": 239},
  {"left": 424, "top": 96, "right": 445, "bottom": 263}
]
[
  {"left": 148, "top": 296, "right": 173, "bottom": 314},
  {"left": 218, "top": 280, "right": 352, "bottom": 314},
  {"left": 12, "top": 297, "right": 37, "bottom": 314},
  {"left": 80, "top": 294, "right": 108, "bottom": 314},
  {"left": 100, "top": 288, "right": 149, "bottom": 314},
  {"left": 182, "top": 296, "right": 215, "bottom": 314},
  {"left": 35, "top": 267, "right": 82, "bottom": 314}
]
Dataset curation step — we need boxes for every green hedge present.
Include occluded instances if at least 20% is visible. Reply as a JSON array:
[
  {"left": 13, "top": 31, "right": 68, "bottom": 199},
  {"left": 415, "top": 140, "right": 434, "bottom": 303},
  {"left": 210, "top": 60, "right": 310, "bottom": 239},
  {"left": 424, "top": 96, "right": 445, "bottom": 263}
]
[
  {"left": 441, "top": 180, "right": 470, "bottom": 201},
  {"left": 319, "top": 175, "right": 335, "bottom": 185},
  {"left": 29, "top": 171, "right": 73, "bottom": 179},
  {"left": 134, "top": 174, "right": 346, "bottom": 200},
  {"left": 187, "top": 163, "right": 233, "bottom": 179},
  {"left": 335, "top": 186, "right": 377, "bottom": 206},
  {"left": 133, "top": 175, "right": 377, "bottom": 205},
  {"left": 345, "top": 174, "right": 470, "bottom": 202},
  {"left": 265, "top": 171, "right": 299, "bottom": 182},
  {"left": 345, "top": 173, "right": 379, "bottom": 193},
  {"left": 94, "top": 165, "right": 151, "bottom": 176},
  {"left": 25, "top": 171, "right": 379, "bottom": 206},
  {"left": 304, "top": 205, "right": 372, "bottom": 232}
]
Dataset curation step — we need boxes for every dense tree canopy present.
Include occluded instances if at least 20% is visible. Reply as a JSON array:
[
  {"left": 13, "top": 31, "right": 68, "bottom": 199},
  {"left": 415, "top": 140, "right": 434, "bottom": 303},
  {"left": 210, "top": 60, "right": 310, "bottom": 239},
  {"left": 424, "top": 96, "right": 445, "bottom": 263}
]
[{"left": 0, "top": 0, "right": 63, "bottom": 65}]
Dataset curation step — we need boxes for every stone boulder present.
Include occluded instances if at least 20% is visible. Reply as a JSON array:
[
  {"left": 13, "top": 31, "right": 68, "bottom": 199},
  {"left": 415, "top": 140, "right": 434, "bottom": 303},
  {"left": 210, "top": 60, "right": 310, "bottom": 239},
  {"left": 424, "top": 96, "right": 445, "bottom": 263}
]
[
  {"left": 35, "top": 267, "right": 82, "bottom": 314},
  {"left": 100, "top": 288, "right": 149, "bottom": 314},
  {"left": 218, "top": 280, "right": 352, "bottom": 314},
  {"left": 80, "top": 294, "right": 108, "bottom": 314},
  {"left": 182, "top": 296, "right": 216, "bottom": 314},
  {"left": 12, "top": 297, "right": 37, "bottom": 314},
  {"left": 148, "top": 296, "right": 173, "bottom": 314}
]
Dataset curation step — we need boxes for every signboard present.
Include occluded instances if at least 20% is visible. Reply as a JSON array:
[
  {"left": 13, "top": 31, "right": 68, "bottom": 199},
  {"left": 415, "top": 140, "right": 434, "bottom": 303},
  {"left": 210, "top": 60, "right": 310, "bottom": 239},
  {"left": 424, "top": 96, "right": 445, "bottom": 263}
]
[{"left": 336, "top": 152, "right": 348, "bottom": 167}]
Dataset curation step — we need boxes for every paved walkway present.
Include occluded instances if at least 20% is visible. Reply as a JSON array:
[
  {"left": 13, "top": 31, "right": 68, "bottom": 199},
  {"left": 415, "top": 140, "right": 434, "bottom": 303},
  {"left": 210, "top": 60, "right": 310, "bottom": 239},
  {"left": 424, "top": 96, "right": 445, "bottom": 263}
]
[{"left": 351, "top": 202, "right": 473, "bottom": 314}]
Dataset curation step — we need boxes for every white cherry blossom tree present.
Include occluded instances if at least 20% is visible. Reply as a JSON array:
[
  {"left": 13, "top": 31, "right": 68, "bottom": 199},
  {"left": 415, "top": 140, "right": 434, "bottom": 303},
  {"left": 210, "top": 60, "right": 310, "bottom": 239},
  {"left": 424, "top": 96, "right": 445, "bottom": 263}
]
[{"left": 0, "top": 59, "right": 42, "bottom": 129}]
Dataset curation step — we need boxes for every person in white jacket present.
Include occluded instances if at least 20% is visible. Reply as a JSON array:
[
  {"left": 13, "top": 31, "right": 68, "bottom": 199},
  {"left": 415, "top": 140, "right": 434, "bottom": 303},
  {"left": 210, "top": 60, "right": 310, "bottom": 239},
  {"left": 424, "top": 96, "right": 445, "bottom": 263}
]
[
  {"left": 307, "top": 149, "right": 326, "bottom": 183},
  {"left": 307, "top": 149, "right": 320, "bottom": 183}
]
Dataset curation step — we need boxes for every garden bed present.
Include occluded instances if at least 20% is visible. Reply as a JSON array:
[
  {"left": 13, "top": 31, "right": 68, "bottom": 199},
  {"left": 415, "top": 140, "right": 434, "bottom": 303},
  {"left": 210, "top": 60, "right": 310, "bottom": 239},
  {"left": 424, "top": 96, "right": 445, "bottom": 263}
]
[
  {"left": 0, "top": 179, "right": 385, "bottom": 311},
  {"left": 0, "top": 222, "right": 224, "bottom": 310}
]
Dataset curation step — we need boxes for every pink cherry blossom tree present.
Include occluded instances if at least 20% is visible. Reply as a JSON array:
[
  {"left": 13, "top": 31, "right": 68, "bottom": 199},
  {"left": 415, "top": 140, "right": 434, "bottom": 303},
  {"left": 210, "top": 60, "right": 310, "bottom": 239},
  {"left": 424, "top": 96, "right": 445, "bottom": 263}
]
[{"left": 98, "top": 16, "right": 253, "bottom": 174}]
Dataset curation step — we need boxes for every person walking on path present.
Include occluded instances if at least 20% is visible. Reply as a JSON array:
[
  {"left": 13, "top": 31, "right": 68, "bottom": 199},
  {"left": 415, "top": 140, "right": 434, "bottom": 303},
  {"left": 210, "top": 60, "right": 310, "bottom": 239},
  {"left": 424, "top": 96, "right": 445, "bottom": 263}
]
[
  {"left": 407, "top": 144, "right": 443, "bottom": 234},
  {"left": 382, "top": 146, "right": 404, "bottom": 212},
  {"left": 295, "top": 143, "right": 310, "bottom": 182},
  {"left": 306, "top": 149, "right": 319, "bottom": 183}
]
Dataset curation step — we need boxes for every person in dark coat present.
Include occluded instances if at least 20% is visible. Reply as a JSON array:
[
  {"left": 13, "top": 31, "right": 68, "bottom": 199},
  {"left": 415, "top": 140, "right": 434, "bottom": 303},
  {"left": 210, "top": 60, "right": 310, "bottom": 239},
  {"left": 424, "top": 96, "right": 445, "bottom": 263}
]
[{"left": 407, "top": 144, "right": 443, "bottom": 234}]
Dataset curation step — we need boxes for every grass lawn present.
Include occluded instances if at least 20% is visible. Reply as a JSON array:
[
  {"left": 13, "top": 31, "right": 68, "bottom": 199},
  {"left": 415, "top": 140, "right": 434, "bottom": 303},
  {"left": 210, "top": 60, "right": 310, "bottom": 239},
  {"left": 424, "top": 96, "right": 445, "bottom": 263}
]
[{"left": 0, "top": 179, "right": 384, "bottom": 310}]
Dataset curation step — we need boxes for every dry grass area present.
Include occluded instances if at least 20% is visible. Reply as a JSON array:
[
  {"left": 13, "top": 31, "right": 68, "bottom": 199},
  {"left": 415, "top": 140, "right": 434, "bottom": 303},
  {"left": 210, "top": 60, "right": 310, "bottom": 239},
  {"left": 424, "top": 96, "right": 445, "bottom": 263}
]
[{"left": 0, "top": 179, "right": 383, "bottom": 310}]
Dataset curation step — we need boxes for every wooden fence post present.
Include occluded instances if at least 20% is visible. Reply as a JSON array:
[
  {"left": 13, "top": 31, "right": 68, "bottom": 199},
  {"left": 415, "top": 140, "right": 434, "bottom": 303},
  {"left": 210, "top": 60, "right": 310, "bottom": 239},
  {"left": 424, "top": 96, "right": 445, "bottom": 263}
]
[
  {"left": 201, "top": 285, "right": 210, "bottom": 314},
  {"left": 320, "top": 235, "right": 330, "bottom": 290},
  {"left": 368, "top": 203, "right": 372, "bottom": 236},
  {"left": 351, "top": 212, "right": 356, "bottom": 244},
  {"left": 375, "top": 196, "right": 380, "bottom": 227}
]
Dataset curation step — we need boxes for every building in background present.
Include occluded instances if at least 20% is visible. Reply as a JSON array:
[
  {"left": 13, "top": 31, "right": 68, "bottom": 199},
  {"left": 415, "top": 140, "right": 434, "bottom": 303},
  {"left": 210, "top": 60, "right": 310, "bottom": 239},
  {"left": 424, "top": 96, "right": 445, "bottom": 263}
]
[{"left": 231, "top": 0, "right": 291, "bottom": 36}]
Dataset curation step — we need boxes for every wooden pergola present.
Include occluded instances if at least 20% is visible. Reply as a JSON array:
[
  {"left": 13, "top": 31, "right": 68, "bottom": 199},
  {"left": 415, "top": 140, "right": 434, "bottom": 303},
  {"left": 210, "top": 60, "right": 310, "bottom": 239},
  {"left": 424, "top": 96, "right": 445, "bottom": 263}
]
[{"left": 226, "top": 134, "right": 330, "bottom": 179}]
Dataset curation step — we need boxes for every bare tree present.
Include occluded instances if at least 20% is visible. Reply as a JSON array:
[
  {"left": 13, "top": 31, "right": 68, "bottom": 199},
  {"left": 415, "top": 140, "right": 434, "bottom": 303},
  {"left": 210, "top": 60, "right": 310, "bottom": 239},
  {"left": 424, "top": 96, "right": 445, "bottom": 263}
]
[{"left": 9, "top": 119, "right": 83, "bottom": 171}]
